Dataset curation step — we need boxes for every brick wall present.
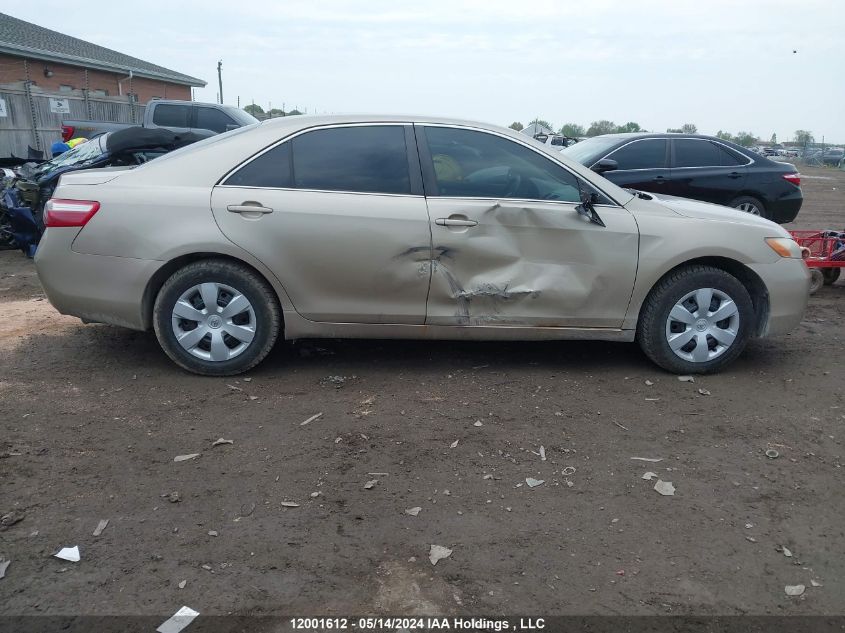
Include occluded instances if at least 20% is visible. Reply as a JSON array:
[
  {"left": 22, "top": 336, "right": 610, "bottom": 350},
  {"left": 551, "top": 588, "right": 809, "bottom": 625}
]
[{"left": 0, "top": 53, "right": 192, "bottom": 103}]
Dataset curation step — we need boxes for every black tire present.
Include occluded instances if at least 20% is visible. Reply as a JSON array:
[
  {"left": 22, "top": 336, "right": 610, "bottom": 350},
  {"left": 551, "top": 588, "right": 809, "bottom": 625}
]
[
  {"left": 822, "top": 268, "right": 840, "bottom": 286},
  {"left": 809, "top": 269, "right": 824, "bottom": 295},
  {"left": 153, "top": 259, "right": 281, "bottom": 376},
  {"left": 637, "top": 265, "right": 754, "bottom": 374},
  {"left": 730, "top": 195, "right": 770, "bottom": 220}
]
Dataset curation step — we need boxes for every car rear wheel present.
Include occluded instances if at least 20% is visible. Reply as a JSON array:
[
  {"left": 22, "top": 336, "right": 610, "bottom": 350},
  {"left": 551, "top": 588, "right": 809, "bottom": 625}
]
[
  {"left": 637, "top": 265, "right": 754, "bottom": 374},
  {"left": 153, "top": 259, "right": 280, "bottom": 376},
  {"left": 730, "top": 196, "right": 770, "bottom": 220}
]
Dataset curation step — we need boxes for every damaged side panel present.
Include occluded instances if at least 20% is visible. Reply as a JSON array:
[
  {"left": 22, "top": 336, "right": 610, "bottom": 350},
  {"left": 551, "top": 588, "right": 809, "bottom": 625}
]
[{"left": 422, "top": 198, "right": 639, "bottom": 327}]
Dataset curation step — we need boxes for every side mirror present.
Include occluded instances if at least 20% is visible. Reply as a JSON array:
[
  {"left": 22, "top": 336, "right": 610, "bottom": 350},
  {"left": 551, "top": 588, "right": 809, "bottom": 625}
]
[
  {"left": 576, "top": 186, "right": 606, "bottom": 227},
  {"left": 592, "top": 158, "right": 618, "bottom": 174}
]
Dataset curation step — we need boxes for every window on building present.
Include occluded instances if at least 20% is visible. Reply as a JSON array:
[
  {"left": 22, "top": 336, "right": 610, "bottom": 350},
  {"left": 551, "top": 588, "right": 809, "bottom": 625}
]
[
  {"left": 91, "top": 89, "right": 109, "bottom": 97},
  {"left": 58, "top": 85, "right": 74, "bottom": 93}
]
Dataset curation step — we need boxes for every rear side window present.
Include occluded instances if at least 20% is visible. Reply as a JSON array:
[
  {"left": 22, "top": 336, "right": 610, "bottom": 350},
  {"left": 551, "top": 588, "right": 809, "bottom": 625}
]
[
  {"left": 292, "top": 126, "right": 410, "bottom": 194},
  {"left": 224, "top": 142, "right": 291, "bottom": 188},
  {"left": 606, "top": 139, "right": 668, "bottom": 169},
  {"left": 151, "top": 104, "right": 190, "bottom": 128},
  {"left": 195, "top": 107, "right": 236, "bottom": 133},
  {"left": 717, "top": 145, "right": 745, "bottom": 166},
  {"left": 673, "top": 139, "right": 721, "bottom": 167}
]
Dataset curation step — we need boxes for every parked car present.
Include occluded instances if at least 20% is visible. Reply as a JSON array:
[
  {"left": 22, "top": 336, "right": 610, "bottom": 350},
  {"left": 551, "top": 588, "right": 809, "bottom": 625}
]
[
  {"left": 540, "top": 134, "right": 579, "bottom": 150},
  {"left": 822, "top": 148, "right": 844, "bottom": 166},
  {"left": 562, "top": 133, "right": 803, "bottom": 223},
  {"left": 61, "top": 100, "right": 258, "bottom": 143},
  {"left": 35, "top": 115, "right": 810, "bottom": 376}
]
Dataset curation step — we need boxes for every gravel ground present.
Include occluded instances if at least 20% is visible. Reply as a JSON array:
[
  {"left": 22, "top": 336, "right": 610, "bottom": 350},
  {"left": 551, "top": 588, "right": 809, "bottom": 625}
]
[{"left": 0, "top": 166, "right": 843, "bottom": 623}]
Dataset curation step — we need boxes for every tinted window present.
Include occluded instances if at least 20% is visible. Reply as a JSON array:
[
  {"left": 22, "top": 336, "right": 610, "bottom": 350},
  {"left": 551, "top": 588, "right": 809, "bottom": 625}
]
[
  {"left": 151, "top": 104, "right": 190, "bottom": 128},
  {"left": 224, "top": 142, "right": 291, "bottom": 188},
  {"left": 674, "top": 139, "right": 721, "bottom": 167},
  {"left": 195, "top": 107, "right": 236, "bottom": 133},
  {"left": 717, "top": 145, "right": 744, "bottom": 166},
  {"left": 423, "top": 126, "right": 580, "bottom": 202},
  {"left": 292, "top": 126, "right": 410, "bottom": 194},
  {"left": 606, "top": 139, "right": 668, "bottom": 170}
]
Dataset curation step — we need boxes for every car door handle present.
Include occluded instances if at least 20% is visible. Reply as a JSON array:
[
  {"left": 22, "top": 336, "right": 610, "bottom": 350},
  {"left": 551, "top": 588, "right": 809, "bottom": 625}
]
[
  {"left": 227, "top": 204, "right": 274, "bottom": 214},
  {"left": 728, "top": 172, "right": 742, "bottom": 179},
  {"left": 652, "top": 176, "right": 666, "bottom": 183},
  {"left": 435, "top": 218, "right": 478, "bottom": 227}
]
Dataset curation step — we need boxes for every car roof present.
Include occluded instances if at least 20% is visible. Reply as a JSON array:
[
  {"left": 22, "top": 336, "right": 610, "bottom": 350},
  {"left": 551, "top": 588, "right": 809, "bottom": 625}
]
[{"left": 593, "top": 132, "right": 737, "bottom": 141}]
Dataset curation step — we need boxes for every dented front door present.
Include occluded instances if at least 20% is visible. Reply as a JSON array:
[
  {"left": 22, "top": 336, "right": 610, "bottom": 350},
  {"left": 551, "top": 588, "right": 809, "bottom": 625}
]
[{"left": 418, "top": 125, "right": 639, "bottom": 328}]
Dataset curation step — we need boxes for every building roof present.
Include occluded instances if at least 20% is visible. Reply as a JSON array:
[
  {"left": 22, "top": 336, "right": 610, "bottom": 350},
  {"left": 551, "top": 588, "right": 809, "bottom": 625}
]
[{"left": 0, "top": 12, "right": 206, "bottom": 87}]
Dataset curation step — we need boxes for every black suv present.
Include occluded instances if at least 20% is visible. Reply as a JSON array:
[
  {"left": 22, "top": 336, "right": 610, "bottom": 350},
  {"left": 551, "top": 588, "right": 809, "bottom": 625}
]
[{"left": 562, "top": 133, "right": 802, "bottom": 223}]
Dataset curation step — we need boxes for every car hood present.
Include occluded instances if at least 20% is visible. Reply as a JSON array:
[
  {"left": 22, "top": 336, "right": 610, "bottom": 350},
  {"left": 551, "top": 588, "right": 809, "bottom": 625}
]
[{"left": 641, "top": 191, "right": 789, "bottom": 235}]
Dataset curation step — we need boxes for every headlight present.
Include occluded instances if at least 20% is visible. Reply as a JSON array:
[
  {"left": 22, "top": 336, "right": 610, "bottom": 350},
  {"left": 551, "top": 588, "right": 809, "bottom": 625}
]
[{"left": 765, "top": 237, "right": 803, "bottom": 259}]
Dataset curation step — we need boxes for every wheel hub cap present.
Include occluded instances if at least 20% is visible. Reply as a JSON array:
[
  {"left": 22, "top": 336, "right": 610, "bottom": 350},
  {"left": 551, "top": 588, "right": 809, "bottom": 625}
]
[
  {"left": 171, "top": 282, "right": 257, "bottom": 362},
  {"left": 665, "top": 287, "right": 740, "bottom": 363}
]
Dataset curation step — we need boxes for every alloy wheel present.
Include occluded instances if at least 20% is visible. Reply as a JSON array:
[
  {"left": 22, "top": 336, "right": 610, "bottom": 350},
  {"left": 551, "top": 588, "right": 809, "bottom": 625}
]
[
  {"left": 171, "top": 282, "right": 256, "bottom": 361},
  {"left": 665, "top": 288, "right": 740, "bottom": 363},
  {"left": 736, "top": 202, "right": 761, "bottom": 215}
]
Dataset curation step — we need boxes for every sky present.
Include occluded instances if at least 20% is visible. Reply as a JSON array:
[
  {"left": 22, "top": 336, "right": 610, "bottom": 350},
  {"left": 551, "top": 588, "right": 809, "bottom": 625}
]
[{"left": 8, "top": 0, "right": 845, "bottom": 142}]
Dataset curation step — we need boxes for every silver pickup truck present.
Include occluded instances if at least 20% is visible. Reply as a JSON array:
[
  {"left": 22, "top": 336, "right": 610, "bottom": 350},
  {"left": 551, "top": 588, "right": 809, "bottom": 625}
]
[{"left": 61, "top": 100, "right": 259, "bottom": 141}]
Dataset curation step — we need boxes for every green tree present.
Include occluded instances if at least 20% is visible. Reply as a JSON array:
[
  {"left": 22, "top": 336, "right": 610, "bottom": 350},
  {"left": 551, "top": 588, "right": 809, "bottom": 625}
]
[
  {"left": 244, "top": 104, "right": 264, "bottom": 116},
  {"left": 771, "top": 133, "right": 778, "bottom": 145},
  {"left": 666, "top": 127, "right": 682, "bottom": 133},
  {"left": 267, "top": 108, "right": 286, "bottom": 117},
  {"left": 715, "top": 130, "right": 734, "bottom": 141},
  {"left": 509, "top": 122, "right": 524, "bottom": 131},
  {"left": 560, "top": 123, "right": 585, "bottom": 137},
  {"left": 794, "top": 130, "right": 814, "bottom": 145},
  {"left": 586, "top": 120, "right": 618, "bottom": 136},
  {"left": 734, "top": 131, "right": 756, "bottom": 147},
  {"left": 529, "top": 118, "right": 553, "bottom": 131},
  {"left": 681, "top": 123, "right": 698, "bottom": 134},
  {"left": 616, "top": 121, "right": 641, "bottom": 133},
  {"left": 287, "top": 109, "right": 303, "bottom": 116}
]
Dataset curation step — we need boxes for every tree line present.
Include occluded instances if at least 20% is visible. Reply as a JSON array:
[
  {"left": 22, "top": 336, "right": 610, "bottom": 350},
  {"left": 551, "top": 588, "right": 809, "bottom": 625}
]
[{"left": 509, "top": 118, "right": 818, "bottom": 148}]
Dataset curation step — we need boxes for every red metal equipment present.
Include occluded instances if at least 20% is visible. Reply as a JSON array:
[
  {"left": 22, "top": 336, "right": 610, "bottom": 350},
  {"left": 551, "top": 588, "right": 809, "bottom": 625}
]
[{"left": 789, "top": 230, "right": 845, "bottom": 293}]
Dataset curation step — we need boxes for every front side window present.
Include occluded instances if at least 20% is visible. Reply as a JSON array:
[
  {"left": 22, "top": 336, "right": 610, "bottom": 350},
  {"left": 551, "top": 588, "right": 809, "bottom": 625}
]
[
  {"left": 606, "top": 139, "right": 668, "bottom": 170},
  {"left": 224, "top": 142, "right": 291, "bottom": 188},
  {"left": 152, "top": 104, "right": 190, "bottom": 128},
  {"left": 292, "top": 126, "right": 410, "bottom": 194},
  {"left": 195, "top": 107, "right": 236, "bottom": 133},
  {"left": 673, "top": 139, "right": 722, "bottom": 167},
  {"left": 423, "top": 126, "right": 580, "bottom": 202}
]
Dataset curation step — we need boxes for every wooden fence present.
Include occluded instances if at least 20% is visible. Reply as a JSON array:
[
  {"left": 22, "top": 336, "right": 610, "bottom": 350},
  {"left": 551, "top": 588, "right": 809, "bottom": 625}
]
[{"left": 0, "top": 86, "right": 146, "bottom": 158}]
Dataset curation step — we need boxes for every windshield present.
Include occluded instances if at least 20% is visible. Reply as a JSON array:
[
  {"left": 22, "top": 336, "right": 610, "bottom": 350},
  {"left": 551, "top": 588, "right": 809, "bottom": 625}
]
[
  {"left": 561, "top": 136, "right": 623, "bottom": 166},
  {"left": 31, "top": 135, "right": 108, "bottom": 179}
]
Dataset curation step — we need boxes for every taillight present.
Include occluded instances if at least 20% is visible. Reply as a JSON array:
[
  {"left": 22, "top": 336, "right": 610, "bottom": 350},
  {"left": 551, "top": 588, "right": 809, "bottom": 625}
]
[
  {"left": 782, "top": 173, "right": 801, "bottom": 187},
  {"left": 44, "top": 199, "right": 101, "bottom": 228},
  {"left": 61, "top": 125, "right": 74, "bottom": 142}
]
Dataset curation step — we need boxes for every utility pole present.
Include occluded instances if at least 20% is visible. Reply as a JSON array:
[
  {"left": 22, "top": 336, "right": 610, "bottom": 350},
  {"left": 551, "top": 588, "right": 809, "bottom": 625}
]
[{"left": 217, "top": 60, "right": 223, "bottom": 104}]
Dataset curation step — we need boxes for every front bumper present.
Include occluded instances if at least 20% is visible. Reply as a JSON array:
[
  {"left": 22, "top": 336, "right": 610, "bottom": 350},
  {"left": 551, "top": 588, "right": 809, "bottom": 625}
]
[
  {"left": 748, "top": 257, "right": 810, "bottom": 337},
  {"left": 34, "top": 228, "right": 160, "bottom": 331}
]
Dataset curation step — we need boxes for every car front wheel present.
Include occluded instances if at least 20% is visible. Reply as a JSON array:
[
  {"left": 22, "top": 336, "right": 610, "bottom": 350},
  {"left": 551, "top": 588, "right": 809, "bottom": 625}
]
[
  {"left": 637, "top": 265, "right": 754, "bottom": 374},
  {"left": 153, "top": 259, "right": 280, "bottom": 376}
]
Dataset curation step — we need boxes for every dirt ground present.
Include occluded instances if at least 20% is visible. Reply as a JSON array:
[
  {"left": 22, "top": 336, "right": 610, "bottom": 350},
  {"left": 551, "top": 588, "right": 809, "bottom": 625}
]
[{"left": 1, "top": 166, "right": 844, "bottom": 624}]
